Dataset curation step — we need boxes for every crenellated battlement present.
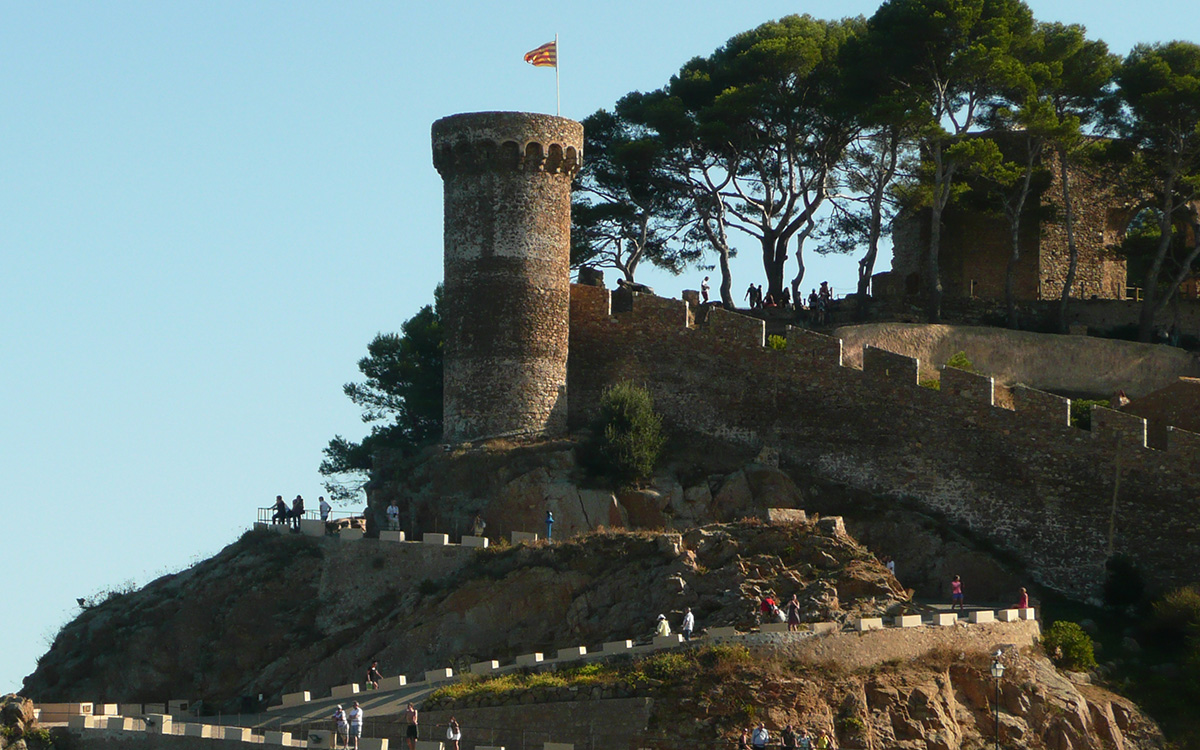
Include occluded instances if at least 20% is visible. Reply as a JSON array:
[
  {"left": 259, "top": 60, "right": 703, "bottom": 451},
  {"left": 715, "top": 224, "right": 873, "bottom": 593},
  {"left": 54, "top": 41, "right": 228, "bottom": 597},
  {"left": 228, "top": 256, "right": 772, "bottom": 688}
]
[
  {"left": 567, "top": 284, "right": 1200, "bottom": 599},
  {"left": 432, "top": 111, "right": 582, "bottom": 178}
]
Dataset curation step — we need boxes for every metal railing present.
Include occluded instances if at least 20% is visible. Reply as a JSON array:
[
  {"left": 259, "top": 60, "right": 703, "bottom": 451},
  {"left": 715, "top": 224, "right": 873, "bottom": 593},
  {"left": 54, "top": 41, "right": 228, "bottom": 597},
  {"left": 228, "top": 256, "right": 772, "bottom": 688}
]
[{"left": 256, "top": 507, "right": 357, "bottom": 525}]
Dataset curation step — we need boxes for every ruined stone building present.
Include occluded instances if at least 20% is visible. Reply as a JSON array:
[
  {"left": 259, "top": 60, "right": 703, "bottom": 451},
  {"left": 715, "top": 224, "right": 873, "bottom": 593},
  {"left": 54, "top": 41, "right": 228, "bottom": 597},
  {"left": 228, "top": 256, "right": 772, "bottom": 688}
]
[{"left": 881, "top": 137, "right": 1138, "bottom": 302}]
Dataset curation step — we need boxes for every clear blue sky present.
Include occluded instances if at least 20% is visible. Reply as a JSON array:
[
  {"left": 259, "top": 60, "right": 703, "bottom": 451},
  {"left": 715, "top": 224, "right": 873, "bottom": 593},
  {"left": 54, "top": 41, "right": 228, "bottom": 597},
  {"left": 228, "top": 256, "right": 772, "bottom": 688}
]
[{"left": 2, "top": 0, "right": 1194, "bottom": 694}]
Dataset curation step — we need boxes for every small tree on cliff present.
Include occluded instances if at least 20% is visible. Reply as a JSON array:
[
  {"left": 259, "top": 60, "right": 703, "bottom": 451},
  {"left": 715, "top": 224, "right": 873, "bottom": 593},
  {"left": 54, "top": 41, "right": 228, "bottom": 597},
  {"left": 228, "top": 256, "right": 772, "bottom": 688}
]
[
  {"left": 320, "top": 286, "right": 443, "bottom": 501},
  {"left": 582, "top": 382, "right": 666, "bottom": 488}
]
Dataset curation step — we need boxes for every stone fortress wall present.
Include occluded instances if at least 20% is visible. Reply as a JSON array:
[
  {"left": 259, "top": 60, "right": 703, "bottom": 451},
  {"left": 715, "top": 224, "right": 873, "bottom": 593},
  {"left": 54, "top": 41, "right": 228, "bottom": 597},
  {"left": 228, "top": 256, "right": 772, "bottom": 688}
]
[
  {"left": 432, "top": 112, "right": 582, "bottom": 443},
  {"left": 566, "top": 284, "right": 1200, "bottom": 601},
  {"left": 428, "top": 111, "right": 1199, "bottom": 603}
]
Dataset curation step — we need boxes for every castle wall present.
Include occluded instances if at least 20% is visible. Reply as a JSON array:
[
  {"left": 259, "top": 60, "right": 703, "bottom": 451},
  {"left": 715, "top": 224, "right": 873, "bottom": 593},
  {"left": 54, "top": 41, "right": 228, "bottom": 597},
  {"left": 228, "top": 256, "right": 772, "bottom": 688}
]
[
  {"left": 568, "top": 284, "right": 1200, "bottom": 600},
  {"left": 432, "top": 112, "right": 582, "bottom": 442}
]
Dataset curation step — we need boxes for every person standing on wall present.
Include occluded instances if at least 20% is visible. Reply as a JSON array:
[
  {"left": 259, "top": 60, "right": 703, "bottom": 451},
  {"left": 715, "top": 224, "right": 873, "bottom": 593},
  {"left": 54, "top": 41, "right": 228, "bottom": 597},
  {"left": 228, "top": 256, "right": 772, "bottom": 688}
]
[
  {"left": 290, "top": 495, "right": 305, "bottom": 531},
  {"left": 365, "top": 661, "right": 382, "bottom": 690},
  {"left": 701, "top": 276, "right": 711, "bottom": 303},
  {"left": 751, "top": 723, "right": 770, "bottom": 750},
  {"left": 403, "top": 702, "right": 418, "bottom": 750},
  {"left": 786, "top": 594, "right": 801, "bottom": 632},
  {"left": 950, "top": 575, "right": 965, "bottom": 612},
  {"left": 347, "top": 701, "right": 363, "bottom": 750},
  {"left": 472, "top": 514, "right": 486, "bottom": 538},
  {"left": 332, "top": 705, "right": 349, "bottom": 750}
]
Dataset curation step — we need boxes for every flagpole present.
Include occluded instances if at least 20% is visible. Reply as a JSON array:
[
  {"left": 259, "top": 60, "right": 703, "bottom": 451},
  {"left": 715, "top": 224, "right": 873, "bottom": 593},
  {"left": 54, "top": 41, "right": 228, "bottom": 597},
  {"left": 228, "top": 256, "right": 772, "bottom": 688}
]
[{"left": 555, "top": 33, "right": 560, "bottom": 117}]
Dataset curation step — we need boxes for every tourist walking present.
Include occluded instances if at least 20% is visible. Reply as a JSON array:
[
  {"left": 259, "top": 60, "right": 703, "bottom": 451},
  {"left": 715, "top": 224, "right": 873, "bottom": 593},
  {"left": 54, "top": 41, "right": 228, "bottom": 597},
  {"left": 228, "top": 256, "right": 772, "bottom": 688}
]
[
  {"left": 701, "top": 276, "right": 711, "bottom": 303},
  {"left": 404, "top": 703, "right": 418, "bottom": 750},
  {"left": 545, "top": 510, "right": 554, "bottom": 540},
  {"left": 681, "top": 607, "right": 695, "bottom": 641},
  {"left": 347, "top": 701, "right": 363, "bottom": 750},
  {"left": 815, "top": 729, "right": 835, "bottom": 749},
  {"left": 332, "top": 705, "right": 349, "bottom": 750},
  {"left": 737, "top": 729, "right": 749, "bottom": 750},
  {"left": 655, "top": 613, "right": 671, "bottom": 637},
  {"left": 445, "top": 717, "right": 461, "bottom": 750},
  {"left": 951, "top": 575, "right": 964, "bottom": 612},
  {"left": 366, "top": 661, "right": 382, "bottom": 690},
  {"left": 781, "top": 725, "right": 797, "bottom": 749}
]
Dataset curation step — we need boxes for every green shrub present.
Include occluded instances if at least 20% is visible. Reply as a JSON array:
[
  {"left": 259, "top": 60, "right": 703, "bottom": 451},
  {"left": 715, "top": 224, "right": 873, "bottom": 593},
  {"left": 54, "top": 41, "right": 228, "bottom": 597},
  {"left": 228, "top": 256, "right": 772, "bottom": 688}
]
[
  {"left": 638, "top": 651, "right": 692, "bottom": 681},
  {"left": 582, "top": 382, "right": 666, "bottom": 487},
  {"left": 1151, "top": 586, "right": 1200, "bottom": 641},
  {"left": 1070, "top": 399, "right": 1110, "bottom": 430},
  {"left": 1042, "top": 621, "right": 1097, "bottom": 671},
  {"left": 944, "top": 351, "right": 976, "bottom": 371},
  {"left": 767, "top": 335, "right": 787, "bottom": 350},
  {"left": 919, "top": 378, "right": 941, "bottom": 390}
]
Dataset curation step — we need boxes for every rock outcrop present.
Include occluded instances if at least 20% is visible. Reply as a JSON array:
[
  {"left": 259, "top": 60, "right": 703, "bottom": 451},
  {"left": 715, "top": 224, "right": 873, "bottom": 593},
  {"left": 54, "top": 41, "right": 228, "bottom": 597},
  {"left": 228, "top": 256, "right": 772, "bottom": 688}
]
[{"left": 22, "top": 519, "right": 905, "bottom": 711}]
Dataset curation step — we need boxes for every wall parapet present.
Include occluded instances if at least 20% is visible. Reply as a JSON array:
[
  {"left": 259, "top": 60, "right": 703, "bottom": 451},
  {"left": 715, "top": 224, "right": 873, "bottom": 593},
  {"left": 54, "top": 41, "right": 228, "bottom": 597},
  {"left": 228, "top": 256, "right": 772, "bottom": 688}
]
[
  {"left": 862, "top": 346, "right": 918, "bottom": 384},
  {"left": 701, "top": 306, "right": 764, "bottom": 348},
  {"left": 786, "top": 327, "right": 843, "bottom": 367},
  {"left": 1012, "top": 385, "right": 1071, "bottom": 427},
  {"left": 940, "top": 366, "right": 995, "bottom": 406},
  {"left": 1092, "top": 406, "right": 1148, "bottom": 449},
  {"left": 626, "top": 293, "right": 690, "bottom": 328},
  {"left": 1167, "top": 426, "right": 1200, "bottom": 466}
]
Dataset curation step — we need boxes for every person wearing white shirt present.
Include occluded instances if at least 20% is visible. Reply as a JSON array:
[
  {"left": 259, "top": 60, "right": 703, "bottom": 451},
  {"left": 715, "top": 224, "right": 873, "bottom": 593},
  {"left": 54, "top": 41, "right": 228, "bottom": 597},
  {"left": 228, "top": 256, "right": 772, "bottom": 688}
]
[
  {"left": 319, "top": 496, "right": 332, "bottom": 522},
  {"left": 751, "top": 723, "right": 770, "bottom": 750},
  {"left": 681, "top": 608, "right": 695, "bottom": 641},
  {"left": 387, "top": 501, "right": 400, "bottom": 531},
  {"left": 347, "top": 702, "right": 364, "bottom": 750}
]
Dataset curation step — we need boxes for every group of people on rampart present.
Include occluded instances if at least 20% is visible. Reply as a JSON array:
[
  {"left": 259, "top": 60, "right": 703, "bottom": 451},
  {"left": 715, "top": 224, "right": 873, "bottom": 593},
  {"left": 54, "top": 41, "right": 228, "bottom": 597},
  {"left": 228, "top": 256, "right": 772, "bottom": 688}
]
[{"left": 270, "top": 494, "right": 333, "bottom": 530}]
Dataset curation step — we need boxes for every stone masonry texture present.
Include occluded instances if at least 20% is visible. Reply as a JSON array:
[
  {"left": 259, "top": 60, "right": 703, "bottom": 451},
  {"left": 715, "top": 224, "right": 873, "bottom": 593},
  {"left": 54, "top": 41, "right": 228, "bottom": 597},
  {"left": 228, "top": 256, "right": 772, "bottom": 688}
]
[
  {"left": 432, "top": 112, "right": 583, "bottom": 442},
  {"left": 567, "top": 284, "right": 1200, "bottom": 600}
]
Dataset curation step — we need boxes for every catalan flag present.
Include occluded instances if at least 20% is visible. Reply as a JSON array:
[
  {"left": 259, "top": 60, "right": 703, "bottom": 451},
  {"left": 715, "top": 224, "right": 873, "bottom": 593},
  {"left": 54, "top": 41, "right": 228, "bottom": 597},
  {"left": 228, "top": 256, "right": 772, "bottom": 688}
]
[{"left": 524, "top": 40, "right": 557, "bottom": 68}]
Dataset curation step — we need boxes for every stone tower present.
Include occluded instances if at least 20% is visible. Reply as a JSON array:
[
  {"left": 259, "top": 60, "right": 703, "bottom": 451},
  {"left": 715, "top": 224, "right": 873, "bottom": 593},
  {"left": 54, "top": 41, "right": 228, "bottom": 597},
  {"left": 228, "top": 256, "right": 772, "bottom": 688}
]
[{"left": 432, "top": 111, "right": 583, "bottom": 443}]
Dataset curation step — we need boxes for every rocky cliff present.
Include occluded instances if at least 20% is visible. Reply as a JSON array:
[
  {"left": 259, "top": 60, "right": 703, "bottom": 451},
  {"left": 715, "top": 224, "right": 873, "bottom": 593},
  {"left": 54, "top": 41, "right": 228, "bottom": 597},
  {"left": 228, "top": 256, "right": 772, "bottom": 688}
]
[
  {"left": 422, "top": 645, "right": 1165, "bottom": 750},
  {"left": 22, "top": 517, "right": 905, "bottom": 710}
]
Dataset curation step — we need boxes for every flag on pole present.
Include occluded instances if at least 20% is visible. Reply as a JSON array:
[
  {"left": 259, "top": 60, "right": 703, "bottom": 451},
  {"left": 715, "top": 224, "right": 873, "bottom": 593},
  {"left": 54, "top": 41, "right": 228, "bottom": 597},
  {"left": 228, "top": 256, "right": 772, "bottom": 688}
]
[{"left": 524, "top": 41, "right": 557, "bottom": 68}]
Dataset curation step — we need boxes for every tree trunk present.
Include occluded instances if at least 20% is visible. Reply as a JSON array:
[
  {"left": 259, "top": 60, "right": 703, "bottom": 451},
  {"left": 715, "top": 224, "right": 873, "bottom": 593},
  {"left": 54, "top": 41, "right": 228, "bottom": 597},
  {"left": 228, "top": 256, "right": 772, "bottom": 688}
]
[
  {"left": 718, "top": 247, "right": 734, "bottom": 308},
  {"left": 926, "top": 143, "right": 950, "bottom": 324},
  {"left": 927, "top": 201, "right": 944, "bottom": 324},
  {"left": 1056, "top": 146, "right": 1079, "bottom": 334},
  {"left": 763, "top": 233, "right": 787, "bottom": 298},
  {"left": 1137, "top": 181, "right": 1179, "bottom": 342},
  {"left": 1005, "top": 147, "right": 1036, "bottom": 330}
]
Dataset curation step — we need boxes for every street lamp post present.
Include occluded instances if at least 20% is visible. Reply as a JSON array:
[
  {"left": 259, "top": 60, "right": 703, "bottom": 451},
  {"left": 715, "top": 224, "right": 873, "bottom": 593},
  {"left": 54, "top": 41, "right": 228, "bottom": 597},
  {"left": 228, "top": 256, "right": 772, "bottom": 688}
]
[{"left": 990, "top": 650, "right": 1005, "bottom": 750}]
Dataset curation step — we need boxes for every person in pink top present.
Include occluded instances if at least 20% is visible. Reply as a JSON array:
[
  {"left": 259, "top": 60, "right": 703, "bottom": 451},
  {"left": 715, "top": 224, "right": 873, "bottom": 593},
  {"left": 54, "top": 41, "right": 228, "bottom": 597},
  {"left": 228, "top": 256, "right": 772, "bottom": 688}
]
[{"left": 950, "top": 575, "right": 964, "bottom": 611}]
